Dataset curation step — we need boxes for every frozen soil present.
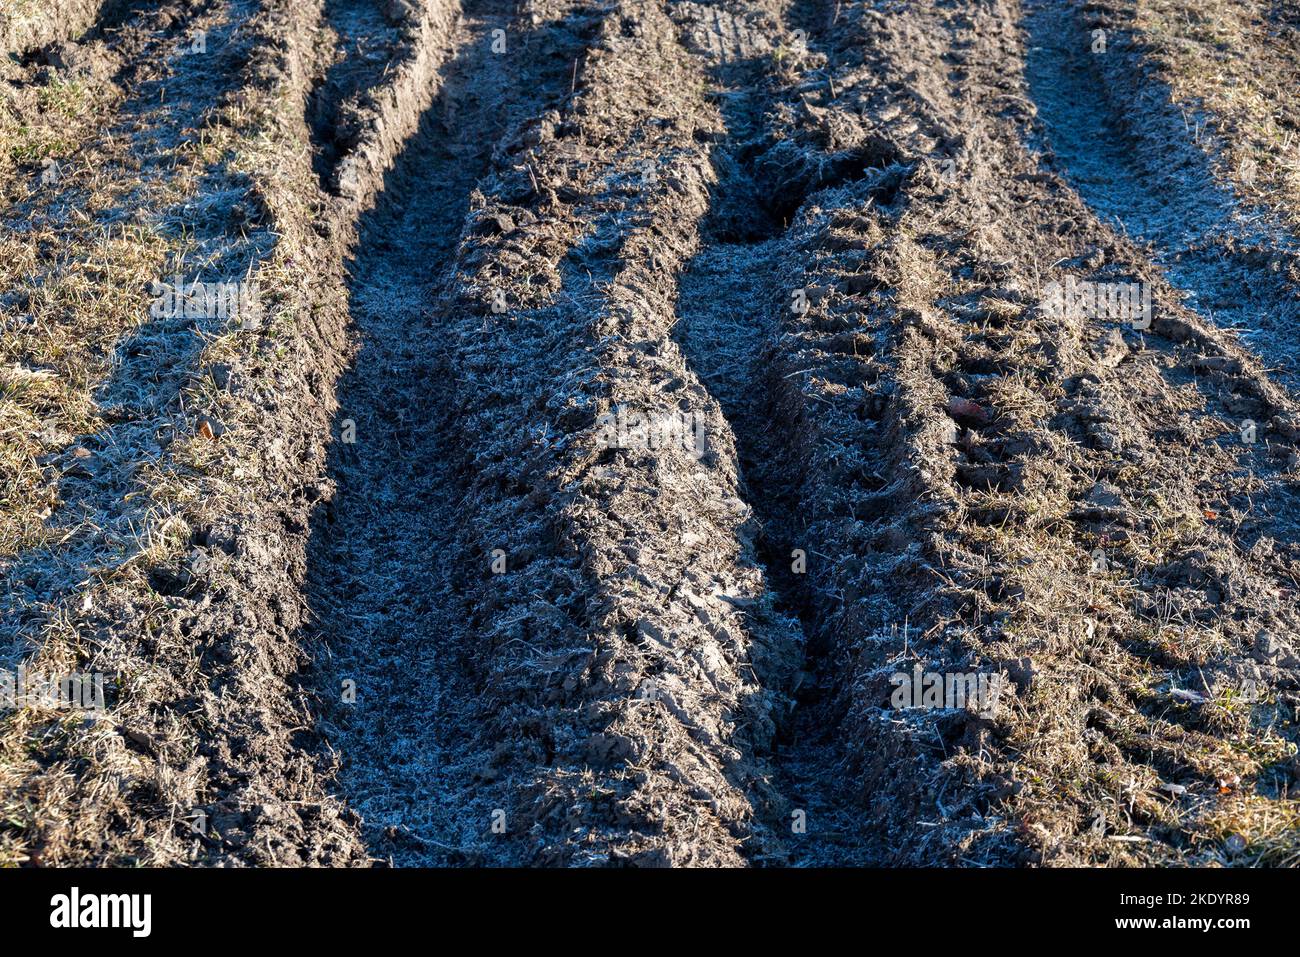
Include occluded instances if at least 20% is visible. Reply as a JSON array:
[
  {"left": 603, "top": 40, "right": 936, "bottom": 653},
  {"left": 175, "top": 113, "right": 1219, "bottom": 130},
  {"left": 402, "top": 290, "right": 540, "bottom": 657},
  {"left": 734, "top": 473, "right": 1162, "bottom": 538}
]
[
  {"left": 1024, "top": 0, "right": 1300, "bottom": 382},
  {"left": 2, "top": 0, "right": 1300, "bottom": 867},
  {"left": 304, "top": 0, "right": 597, "bottom": 865}
]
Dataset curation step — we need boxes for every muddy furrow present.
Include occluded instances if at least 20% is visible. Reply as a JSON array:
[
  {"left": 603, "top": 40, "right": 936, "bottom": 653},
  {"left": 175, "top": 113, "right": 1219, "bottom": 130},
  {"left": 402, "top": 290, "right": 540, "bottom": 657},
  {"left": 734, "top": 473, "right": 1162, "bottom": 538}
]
[
  {"left": 664, "top": 0, "right": 1007, "bottom": 865},
  {"left": 675, "top": 0, "right": 1300, "bottom": 866},
  {"left": 357, "top": 0, "right": 819, "bottom": 866},
  {"left": 303, "top": 0, "right": 594, "bottom": 866},
  {"left": 729, "top": 0, "right": 1022, "bottom": 865},
  {"left": 664, "top": 0, "right": 899, "bottom": 865},
  {"left": 307, "top": 0, "right": 408, "bottom": 189},
  {"left": 306, "top": 0, "right": 460, "bottom": 208}
]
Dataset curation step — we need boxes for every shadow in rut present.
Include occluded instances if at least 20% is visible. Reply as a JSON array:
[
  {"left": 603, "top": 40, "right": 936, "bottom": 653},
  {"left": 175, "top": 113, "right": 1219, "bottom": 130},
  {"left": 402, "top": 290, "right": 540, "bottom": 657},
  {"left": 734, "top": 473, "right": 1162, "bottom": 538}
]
[
  {"left": 301, "top": 0, "right": 583, "bottom": 865},
  {"left": 668, "top": 8, "right": 887, "bottom": 866}
]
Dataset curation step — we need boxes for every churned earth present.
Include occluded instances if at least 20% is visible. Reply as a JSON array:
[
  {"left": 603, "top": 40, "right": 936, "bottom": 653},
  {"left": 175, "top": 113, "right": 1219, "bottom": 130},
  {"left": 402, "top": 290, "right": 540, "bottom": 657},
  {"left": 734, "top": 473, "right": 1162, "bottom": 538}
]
[{"left": 1, "top": 0, "right": 1299, "bottom": 866}]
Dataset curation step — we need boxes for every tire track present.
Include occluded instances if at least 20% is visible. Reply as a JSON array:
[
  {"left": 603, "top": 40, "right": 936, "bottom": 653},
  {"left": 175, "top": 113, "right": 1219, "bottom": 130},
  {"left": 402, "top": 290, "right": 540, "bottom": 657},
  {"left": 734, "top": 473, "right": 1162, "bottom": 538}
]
[
  {"left": 304, "top": 0, "right": 596, "bottom": 865},
  {"left": 307, "top": 0, "right": 409, "bottom": 190},
  {"left": 1024, "top": 0, "right": 1300, "bottom": 382},
  {"left": 665, "top": 0, "right": 893, "bottom": 865},
  {"left": 677, "top": 0, "right": 1300, "bottom": 866},
  {"left": 306, "top": 0, "right": 460, "bottom": 206},
  {"left": 6, "top": 0, "right": 1300, "bottom": 869},
  {"left": 379, "top": 0, "right": 815, "bottom": 866},
  {"left": 303, "top": 0, "right": 483, "bottom": 860}
]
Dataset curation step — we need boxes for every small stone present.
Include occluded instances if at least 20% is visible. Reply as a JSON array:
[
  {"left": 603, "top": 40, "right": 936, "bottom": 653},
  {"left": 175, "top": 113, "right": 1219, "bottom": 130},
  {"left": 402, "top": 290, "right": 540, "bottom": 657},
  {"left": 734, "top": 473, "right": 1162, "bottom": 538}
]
[
  {"left": 805, "top": 284, "right": 833, "bottom": 305},
  {"left": 1253, "top": 631, "right": 1279, "bottom": 662},
  {"left": 188, "top": 548, "right": 213, "bottom": 577},
  {"left": 1086, "top": 481, "right": 1123, "bottom": 509}
]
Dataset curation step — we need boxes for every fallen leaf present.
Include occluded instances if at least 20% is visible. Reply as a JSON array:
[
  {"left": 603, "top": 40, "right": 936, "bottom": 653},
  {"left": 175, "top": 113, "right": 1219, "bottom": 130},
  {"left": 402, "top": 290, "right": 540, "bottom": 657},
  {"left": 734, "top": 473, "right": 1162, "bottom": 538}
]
[
  {"left": 946, "top": 397, "right": 992, "bottom": 425},
  {"left": 197, "top": 416, "right": 225, "bottom": 440}
]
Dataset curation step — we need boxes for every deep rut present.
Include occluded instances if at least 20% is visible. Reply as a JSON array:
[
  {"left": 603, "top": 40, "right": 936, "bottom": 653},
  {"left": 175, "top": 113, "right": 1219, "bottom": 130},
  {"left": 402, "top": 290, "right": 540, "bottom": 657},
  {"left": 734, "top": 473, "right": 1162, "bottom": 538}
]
[
  {"left": 307, "top": 0, "right": 405, "bottom": 189},
  {"left": 304, "top": 1, "right": 511, "bottom": 865},
  {"left": 673, "top": 226, "right": 875, "bottom": 865},
  {"left": 668, "top": 1, "right": 880, "bottom": 866}
]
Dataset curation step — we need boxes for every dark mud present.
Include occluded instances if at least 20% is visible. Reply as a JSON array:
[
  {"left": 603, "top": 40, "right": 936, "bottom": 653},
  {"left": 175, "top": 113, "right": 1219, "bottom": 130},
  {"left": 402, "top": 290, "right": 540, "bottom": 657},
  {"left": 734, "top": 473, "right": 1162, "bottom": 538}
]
[
  {"left": 307, "top": 0, "right": 407, "bottom": 189},
  {"left": 667, "top": 2, "right": 882, "bottom": 865}
]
